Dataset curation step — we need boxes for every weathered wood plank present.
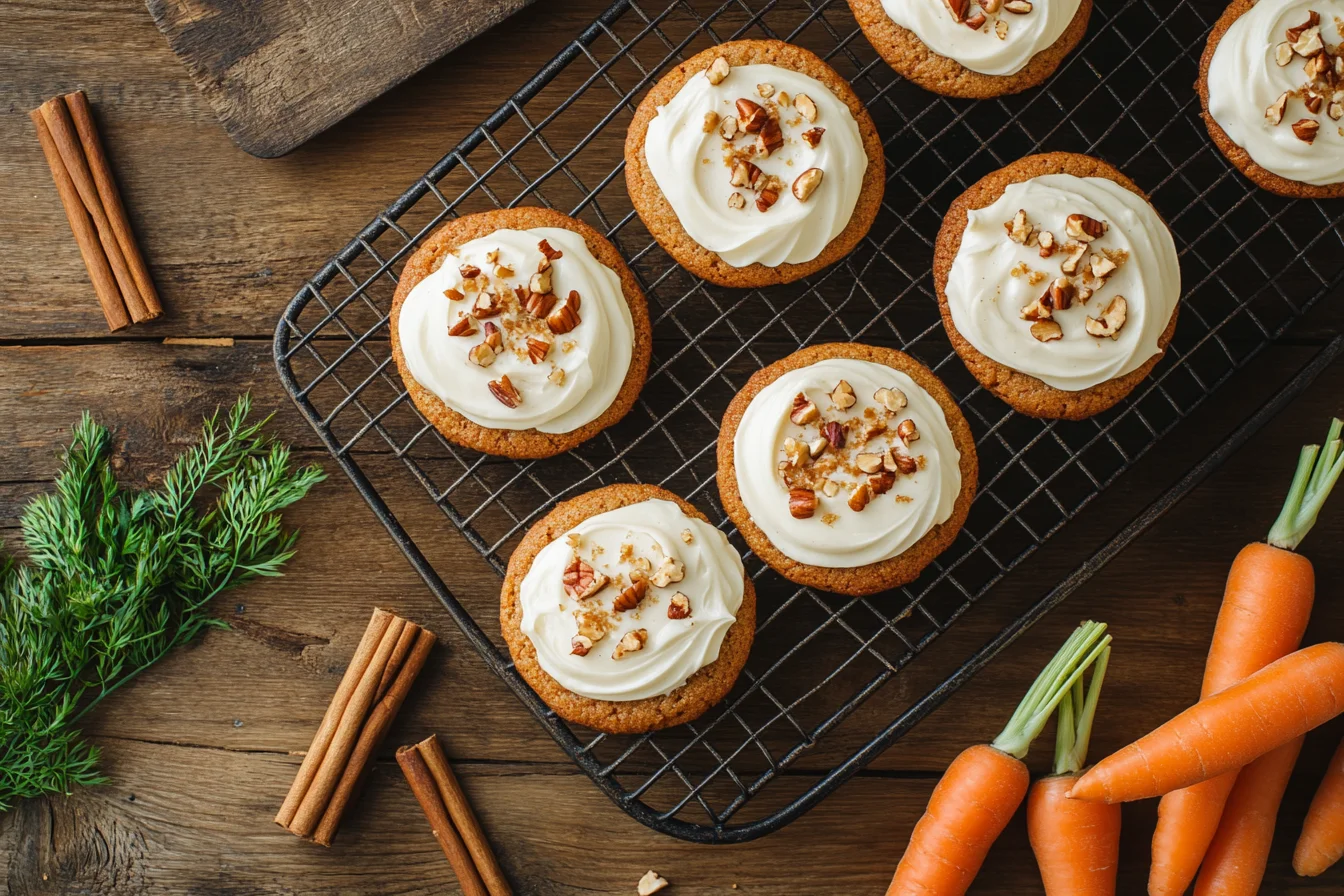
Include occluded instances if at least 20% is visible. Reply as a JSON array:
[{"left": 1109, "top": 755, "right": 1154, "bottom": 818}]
[{"left": 144, "top": 0, "right": 536, "bottom": 158}]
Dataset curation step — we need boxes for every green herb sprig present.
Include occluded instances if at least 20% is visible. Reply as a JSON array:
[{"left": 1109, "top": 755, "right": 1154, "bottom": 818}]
[{"left": 0, "top": 396, "right": 324, "bottom": 810}]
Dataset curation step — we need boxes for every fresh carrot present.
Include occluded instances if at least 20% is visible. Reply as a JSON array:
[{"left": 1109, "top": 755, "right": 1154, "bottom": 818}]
[
  {"left": 1028, "top": 645, "right": 1120, "bottom": 896},
  {"left": 1071, "top": 642, "right": 1344, "bottom": 804},
  {"left": 1193, "top": 736, "right": 1305, "bottom": 896},
  {"left": 886, "top": 621, "right": 1111, "bottom": 896},
  {"left": 1294, "top": 737, "right": 1344, "bottom": 876},
  {"left": 1149, "top": 419, "right": 1342, "bottom": 896}
]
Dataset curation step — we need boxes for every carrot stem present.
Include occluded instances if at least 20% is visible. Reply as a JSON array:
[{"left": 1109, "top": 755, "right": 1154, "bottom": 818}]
[
  {"left": 992, "top": 621, "right": 1111, "bottom": 760},
  {"left": 1052, "top": 645, "right": 1110, "bottom": 776},
  {"left": 1266, "top": 418, "right": 1343, "bottom": 551}
]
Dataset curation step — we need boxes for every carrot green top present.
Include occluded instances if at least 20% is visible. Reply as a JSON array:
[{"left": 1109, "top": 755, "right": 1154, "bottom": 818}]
[
  {"left": 1052, "top": 643, "right": 1110, "bottom": 776},
  {"left": 1266, "top": 418, "right": 1343, "bottom": 552},
  {"left": 990, "top": 621, "right": 1111, "bottom": 761}
]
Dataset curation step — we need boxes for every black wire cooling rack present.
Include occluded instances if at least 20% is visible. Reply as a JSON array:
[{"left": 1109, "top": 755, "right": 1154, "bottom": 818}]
[{"left": 274, "top": 0, "right": 1344, "bottom": 842}]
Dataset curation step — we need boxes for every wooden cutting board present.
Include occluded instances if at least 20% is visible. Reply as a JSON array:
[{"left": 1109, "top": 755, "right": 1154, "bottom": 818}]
[{"left": 145, "top": 0, "right": 535, "bottom": 158}]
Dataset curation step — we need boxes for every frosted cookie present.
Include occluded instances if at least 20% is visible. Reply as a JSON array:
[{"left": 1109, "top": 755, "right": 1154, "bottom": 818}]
[
  {"left": 624, "top": 40, "right": 885, "bottom": 287},
  {"left": 391, "top": 208, "right": 652, "bottom": 458},
  {"left": 934, "top": 153, "right": 1181, "bottom": 420},
  {"left": 847, "top": 0, "right": 1091, "bottom": 98},
  {"left": 717, "top": 343, "right": 978, "bottom": 597},
  {"left": 1199, "top": 0, "right": 1344, "bottom": 198},
  {"left": 501, "top": 484, "right": 756, "bottom": 734}
]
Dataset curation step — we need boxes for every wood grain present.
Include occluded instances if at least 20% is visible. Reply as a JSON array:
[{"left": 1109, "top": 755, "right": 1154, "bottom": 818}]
[
  {"left": 2, "top": 0, "right": 1344, "bottom": 892},
  {"left": 144, "top": 0, "right": 536, "bottom": 158}
]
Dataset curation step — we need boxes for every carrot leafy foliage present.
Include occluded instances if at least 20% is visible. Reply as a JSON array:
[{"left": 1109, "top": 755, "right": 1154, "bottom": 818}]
[{"left": 0, "top": 396, "right": 323, "bottom": 810}]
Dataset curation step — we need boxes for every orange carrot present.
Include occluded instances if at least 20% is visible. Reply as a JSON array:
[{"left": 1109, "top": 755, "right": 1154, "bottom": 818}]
[
  {"left": 887, "top": 622, "right": 1111, "bottom": 896},
  {"left": 1294, "top": 737, "right": 1344, "bottom": 876},
  {"left": 1149, "top": 419, "right": 1341, "bottom": 896},
  {"left": 1028, "top": 646, "right": 1120, "bottom": 896},
  {"left": 1193, "top": 736, "right": 1305, "bottom": 896},
  {"left": 1071, "top": 642, "right": 1344, "bottom": 804}
]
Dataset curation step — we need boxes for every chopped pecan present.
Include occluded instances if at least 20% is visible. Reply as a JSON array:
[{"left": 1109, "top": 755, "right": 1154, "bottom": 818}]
[
  {"left": 1005, "top": 208, "right": 1032, "bottom": 243},
  {"left": 448, "top": 314, "right": 476, "bottom": 337},
  {"left": 755, "top": 185, "right": 780, "bottom": 213},
  {"left": 736, "top": 98, "right": 769, "bottom": 133},
  {"left": 488, "top": 374, "right": 522, "bottom": 408},
  {"left": 856, "top": 453, "right": 884, "bottom": 474},
  {"left": 1276, "top": 41, "right": 1295, "bottom": 66},
  {"left": 964, "top": 12, "right": 986, "bottom": 28},
  {"left": 1266, "top": 91, "right": 1289, "bottom": 126},
  {"left": 612, "top": 629, "right": 648, "bottom": 660},
  {"left": 667, "top": 593, "right": 692, "bottom": 620},
  {"left": 547, "top": 291, "right": 582, "bottom": 334},
  {"left": 1292, "top": 25, "right": 1324, "bottom": 57},
  {"left": 790, "top": 392, "right": 821, "bottom": 425},
  {"left": 1085, "top": 295, "right": 1128, "bottom": 338},
  {"left": 703, "top": 110, "right": 720, "bottom": 133},
  {"left": 830, "top": 379, "right": 857, "bottom": 410},
  {"left": 470, "top": 292, "right": 501, "bottom": 319},
  {"left": 468, "top": 342, "right": 497, "bottom": 367},
  {"left": 789, "top": 487, "right": 817, "bottom": 519},
  {"left": 538, "top": 239, "right": 563, "bottom": 261},
  {"left": 526, "top": 290, "right": 557, "bottom": 319},
  {"left": 732, "top": 159, "right": 762, "bottom": 189},
  {"left": 613, "top": 578, "right": 648, "bottom": 612},
  {"left": 527, "top": 337, "right": 551, "bottom": 364},
  {"left": 756, "top": 82, "right": 776, "bottom": 99},
  {"left": 874, "top": 387, "right": 907, "bottom": 412},
  {"left": 529, "top": 266, "right": 552, "bottom": 296},
  {"left": 1031, "top": 320, "right": 1064, "bottom": 343},
  {"left": 728, "top": 191, "right": 747, "bottom": 210},
  {"left": 1292, "top": 119, "right": 1321, "bottom": 143},
  {"left": 757, "top": 117, "right": 784, "bottom": 157},
  {"left": 444, "top": 287, "right": 465, "bottom": 302},
  {"left": 1089, "top": 254, "right": 1118, "bottom": 281},
  {"left": 1060, "top": 241, "right": 1087, "bottom": 275},
  {"left": 706, "top": 55, "right": 731, "bottom": 85},
  {"left": 823, "top": 421, "right": 846, "bottom": 449},
  {"left": 801, "top": 126, "right": 825, "bottom": 148},
  {"left": 1065, "top": 213, "right": 1106, "bottom": 242},
  {"left": 792, "top": 167, "right": 824, "bottom": 201},
  {"left": 795, "top": 92, "right": 819, "bottom": 123},
  {"left": 570, "top": 635, "right": 593, "bottom": 656},
  {"left": 459, "top": 263, "right": 481, "bottom": 279},
  {"left": 807, "top": 436, "right": 829, "bottom": 459},
  {"left": 1037, "top": 230, "right": 1056, "bottom": 258},
  {"left": 1020, "top": 288, "right": 1054, "bottom": 322},
  {"left": 1004, "top": 0, "right": 1032, "bottom": 11},
  {"left": 868, "top": 471, "right": 895, "bottom": 495},
  {"left": 1050, "top": 277, "right": 1076, "bottom": 310},
  {"left": 650, "top": 555, "right": 685, "bottom": 588},
  {"left": 848, "top": 482, "right": 872, "bottom": 512},
  {"left": 943, "top": 0, "right": 968, "bottom": 22},
  {"left": 1286, "top": 10, "right": 1320, "bottom": 44},
  {"left": 896, "top": 419, "right": 920, "bottom": 444},
  {"left": 563, "top": 557, "right": 609, "bottom": 600},
  {"left": 720, "top": 115, "right": 739, "bottom": 140}
]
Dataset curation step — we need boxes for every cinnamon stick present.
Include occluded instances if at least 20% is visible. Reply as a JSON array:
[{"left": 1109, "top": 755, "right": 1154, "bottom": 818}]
[
  {"left": 311, "top": 625, "right": 437, "bottom": 846},
  {"left": 276, "top": 607, "right": 392, "bottom": 828},
  {"left": 397, "top": 743, "right": 490, "bottom": 896},
  {"left": 28, "top": 107, "right": 129, "bottom": 331},
  {"left": 288, "top": 614, "right": 407, "bottom": 837},
  {"left": 415, "top": 735, "right": 512, "bottom": 896},
  {"left": 63, "top": 90, "right": 162, "bottom": 321},
  {"left": 37, "top": 98, "right": 149, "bottom": 322}
]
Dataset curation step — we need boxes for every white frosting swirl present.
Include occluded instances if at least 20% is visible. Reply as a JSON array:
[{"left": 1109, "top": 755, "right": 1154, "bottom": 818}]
[
  {"left": 519, "top": 499, "right": 745, "bottom": 702},
  {"left": 1208, "top": 0, "right": 1344, "bottom": 187},
  {"left": 644, "top": 62, "right": 866, "bottom": 267},
  {"left": 397, "top": 227, "right": 634, "bottom": 433},
  {"left": 734, "top": 358, "right": 962, "bottom": 568},
  {"left": 946, "top": 174, "right": 1180, "bottom": 391},
  {"left": 880, "top": 0, "right": 1083, "bottom": 76}
]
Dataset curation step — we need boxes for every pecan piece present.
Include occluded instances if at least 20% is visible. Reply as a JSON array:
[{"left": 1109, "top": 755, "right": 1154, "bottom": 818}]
[
  {"left": 1292, "top": 119, "right": 1321, "bottom": 143},
  {"left": 470, "top": 292, "right": 501, "bottom": 319},
  {"left": 1286, "top": 10, "right": 1320, "bottom": 44},
  {"left": 792, "top": 167, "right": 824, "bottom": 201},
  {"left": 728, "top": 191, "right": 747, "bottom": 210},
  {"left": 563, "top": 557, "right": 609, "bottom": 600},
  {"left": 613, "top": 578, "right": 648, "bottom": 612},
  {"left": 731, "top": 159, "right": 762, "bottom": 189},
  {"left": 720, "top": 115, "right": 739, "bottom": 140},
  {"left": 527, "top": 336, "right": 551, "bottom": 364},
  {"left": 538, "top": 239, "right": 563, "bottom": 261},
  {"left": 1066, "top": 213, "right": 1106, "bottom": 242},
  {"left": 488, "top": 374, "right": 522, "bottom": 408},
  {"left": 570, "top": 635, "right": 593, "bottom": 657},
  {"left": 1085, "top": 295, "right": 1128, "bottom": 338},
  {"left": 789, "top": 487, "right": 817, "bottom": 519},
  {"left": 1266, "top": 91, "right": 1289, "bottom": 126},
  {"left": 706, "top": 55, "right": 731, "bottom": 85},
  {"left": 547, "top": 291, "right": 582, "bottom": 334},
  {"left": 667, "top": 593, "right": 692, "bottom": 620},
  {"left": 856, "top": 453, "right": 884, "bottom": 474},
  {"left": 874, "top": 387, "right": 907, "bottom": 412},
  {"left": 1005, "top": 208, "right": 1032, "bottom": 243},
  {"left": 823, "top": 421, "right": 846, "bottom": 450},
  {"left": 755, "top": 184, "right": 780, "bottom": 213},
  {"left": 801, "top": 126, "right": 825, "bottom": 148},
  {"left": 1050, "top": 277, "right": 1076, "bottom": 310},
  {"left": 526, "top": 290, "right": 557, "bottom": 318},
  {"left": 1060, "top": 241, "right": 1087, "bottom": 275},
  {"left": 1004, "top": 0, "right": 1032, "bottom": 11},
  {"left": 848, "top": 482, "right": 872, "bottom": 512},
  {"left": 612, "top": 629, "right": 648, "bottom": 660},
  {"left": 459, "top": 263, "right": 481, "bottom": 279},
  {"left": 448, "top": 314, "right": 476, "bottom": 337},
  {"left": 736, "top": 98, "right": 769, "bottom": 133},
  {"left": 795, "top": 92, "right": 819, "bottom": 123},
  {"left": 868, "top": 471, "right": 895, "bottom": 496},
  {"left": 650, "top": 555, "right": 685, "bottom": 588},
  {"left": 943, "top": 0, "right": 968, "bottom": 22},
  {"left": 1037, "top": 230, "right": 1056, "bottom": 258},
  {"left": 1031, "top": 320, "right": 1064, "bottom": 343},
  {"left": 790, "top": 392, "right": 820, "bottom": 425},
  {"left": 896, "top": 419, "right": 920, "bottom": 444},
  {"left": 830, "top": 379, "right": 857, "bottom": 410},
  {"left": 964, "top": 12, "right": 986, "bottom": 28}
]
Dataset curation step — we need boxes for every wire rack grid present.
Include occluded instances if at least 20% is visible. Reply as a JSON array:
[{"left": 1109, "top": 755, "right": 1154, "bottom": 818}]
[{"left": 274, "top": 0, "right": 1344, "bottom": 842}]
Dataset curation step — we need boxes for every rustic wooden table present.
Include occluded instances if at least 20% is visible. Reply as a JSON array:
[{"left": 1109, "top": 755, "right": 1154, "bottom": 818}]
[{"left": 2, "top": 2, "right": 1343, "bottom": 893}]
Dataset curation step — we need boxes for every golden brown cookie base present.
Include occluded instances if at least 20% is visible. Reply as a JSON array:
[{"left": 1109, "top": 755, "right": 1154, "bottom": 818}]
[
  {"left": 933, "top": 152, "right": 1180, "bottom": 421},
  {"left": 390, "top": 207, "right": 653, "bottom": 459},
  {"left": 500, "top": 483, "right": 757, "bottom": 734},
  {"left": 1197, "top": 0, "right": 1344, "bottom": 199},
  {"left": 624, "top": 39, "right": 886, "bottom": 288},
  {"left": 716, "top": 343, "right": 978, "bottom": 597},
  {"left": 846, "top": 0, "right": 1092, "bottom": 98}
]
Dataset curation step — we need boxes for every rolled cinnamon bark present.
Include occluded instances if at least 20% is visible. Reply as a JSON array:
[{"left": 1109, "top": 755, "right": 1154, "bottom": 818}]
[
  {"left": 415, "top": 735, "right": 512, "bottom": 896},
  {"left": 276, "top": 608, "right": 436, "bottom": 844},
  {"left": 397, "top": 740, "right": 493, "bottom": 896}
]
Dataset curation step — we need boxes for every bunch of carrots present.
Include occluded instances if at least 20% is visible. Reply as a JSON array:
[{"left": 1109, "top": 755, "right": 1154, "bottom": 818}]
[{"left": 885, "top": 419, "right": 1344, "bottom": 896}]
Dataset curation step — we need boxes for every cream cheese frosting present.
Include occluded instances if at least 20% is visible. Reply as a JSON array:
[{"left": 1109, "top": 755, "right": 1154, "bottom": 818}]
[
  {"left": 946, "top": 173, "right": 1180, "bottom": 392},
  {"left": 396, "top": 227, "right": 634, "bottom": 434},
  {"left": 880, "top": 0, "right": 1083, "bottom": 76},
  {"left": 643, "top": 61, "right": 866, "bottom": 267},
  {"left": 1208, "top": 0, "right": 1344, "bottom": 187},
  {"left": 518, "top": 499, "right": 745, "bottom": 702},
  {"left": 734, "top": 358, "right": 962, "bottom": 568}
]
